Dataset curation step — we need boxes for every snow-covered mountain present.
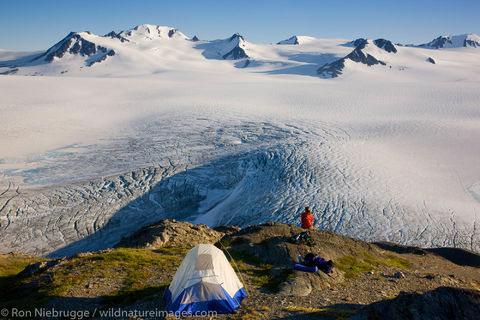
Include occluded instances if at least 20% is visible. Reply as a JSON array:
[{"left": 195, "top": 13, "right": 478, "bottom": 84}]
[
  {"left": 117, "top": 24, "right": 188, "bottom": 41},
  {"left": 416, "top": 34, "right": 480, "bottom": 49},
  {"left": 1, "top": 26, "right": 479, "bottom": 79},
  {"left": 199, "top": 33, "right": 251, "bottom": 60},
  {"left": 277, "top": 35, "right": 316, "bottom": 45},
  {"left": 31, "top": 31, "right": 116, "bottom": 67},
  {"left": 317, "top": 38, "right": 392, "bottom": 78},
  {"left": 0, "top": 24, "right": 194, "bottom": 75}
]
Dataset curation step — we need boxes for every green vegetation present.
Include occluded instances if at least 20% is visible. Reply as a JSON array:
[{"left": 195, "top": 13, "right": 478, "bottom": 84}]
[
  {"left": 227, "top": 249, "right": 293, "bottom": 293},
  {"left": 358, "top": 250, "right": 378, "bottom": 266},
  {"left": 0, "top": 254, "right": 45, "bottom": 292},
  {"left": 0, "top": 254, "right": 44, "bottom": 278},
  {"left": 380, "top": 254, "right": 411, "bottom": 269},
  {"left": 359, "top": 250, "right": 410, "bottom": 269},
  {"left": 285, "top": 306, "right": 358, "bottom": 320},
  {"left": 336, "top": 251, "right": 410, "bottom": 279},
  {"left": 217, "top": 236, "right": 247, "bottom": 248},
  {"left": 0, "top": 254, "right": 47, "bottom": 307},
  {"left": 335, "top": 256, "right": 374, "bottom": 279},
  {"left": 0, "top": 247, "right": 189, "bottom": 309}
]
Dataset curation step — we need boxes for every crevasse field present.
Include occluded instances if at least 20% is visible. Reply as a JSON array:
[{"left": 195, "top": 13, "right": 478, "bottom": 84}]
[{"left": 0, "top": 25, "right": 479, "bottom": 256}]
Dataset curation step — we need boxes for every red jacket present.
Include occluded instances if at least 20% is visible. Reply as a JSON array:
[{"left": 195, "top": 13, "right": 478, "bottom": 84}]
[{"left": 301, "top": 212, "right": 314, "bottom": 228}]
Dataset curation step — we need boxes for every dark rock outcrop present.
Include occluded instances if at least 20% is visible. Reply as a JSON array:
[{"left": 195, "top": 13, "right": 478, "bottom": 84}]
[
  {"left": 352, "top": 287, "right": 480, "bottom": 320},
  {"left": 427, "top": 57, "right": 436, "bottom": 64},
  {"left": 191, "top": 35, "right": 200, "bottom": 42},
  {"left": 346, "top": 46, "right": 386, "bottom": 66},
  {"left": 352, "top": 38, "right": 367, "bottom": 47},
  {"left": 34, "top": 32, "right": 98, "bottom": 62},
  {"left": 115, "top": 219, "right": 226, "bottom": 249},
  {"left": 223, "top": 46, "right": 248, "bottom": 59},
  {"left": 417, "top": 34, "right": 480, "bottom": 49},
  {"left": 317, "top": 59, "right": 347, "bottom": 78},
  {"left": 86, "top": 49, "right": 115, "bottom": 67},
  {"left": 277, "top": 36, "right": 300, "bottom": 45},
  {"left": 222, "top": 33, "right": 248, "bottom": 59},
  {"left": 420, "top": 36, "right": 450, "bottom": 49},
  {"left": 318, "top": 40, "right": 386, "bottom": 78},
  {"left": 104, "top": 31, "right": 129, "bottom": 42},
  {"left": 29, "top": 32, "right": 116, "bottom": 67},
  {"left": 344, "top": 38, "right": 368, "bottom": 48},
  {"left": 18, "top": 260, "right": 62, "bottom": 278},
  {"left": 374, "top": 39, "right": 397, "bottom": 53},
  {"left": 168, "top": 29, "right": 178, "bottom": 38},
  {"left": 464, "top": 39, "right": 480, "bottom": 48}
]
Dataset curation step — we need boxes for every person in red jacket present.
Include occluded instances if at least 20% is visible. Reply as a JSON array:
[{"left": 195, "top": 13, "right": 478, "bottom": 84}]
[{"left": 301, "top": 206, "right": 314, "bottom": 229}]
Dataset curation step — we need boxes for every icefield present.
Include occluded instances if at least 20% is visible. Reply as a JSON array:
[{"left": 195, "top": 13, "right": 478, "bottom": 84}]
[{"left": 0, "top": 26, "right": 479, "bottom": 256}]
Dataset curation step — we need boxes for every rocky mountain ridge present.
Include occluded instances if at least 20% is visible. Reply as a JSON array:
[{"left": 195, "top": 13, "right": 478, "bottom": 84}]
[
  {"left": 1, "top": 220, "right": 479, "bottom": 319},
  {"left": 1, "top": 25, "right": 478, "bottom": 77}
]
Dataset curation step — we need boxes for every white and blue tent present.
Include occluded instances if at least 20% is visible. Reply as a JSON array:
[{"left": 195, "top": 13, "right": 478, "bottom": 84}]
[{"left": 165, "top": 244, "right": 247, "bottom": 314}]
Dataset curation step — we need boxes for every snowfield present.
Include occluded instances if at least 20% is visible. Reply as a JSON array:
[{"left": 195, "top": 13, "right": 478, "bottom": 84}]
[{"left": 0, "top": 26, "right": 479, "bottom": 256}]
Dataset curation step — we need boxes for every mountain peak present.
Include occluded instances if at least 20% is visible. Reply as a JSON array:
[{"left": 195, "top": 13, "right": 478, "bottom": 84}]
[
  {"left": 373, "top": 39, "right": 397, "bottom": 53},
  {"left": 104, "top": 31, "right": 129, "bottom": 42},
  {"left": 277, "top": 35, "right": 316, "bottom": 45},
  {"left": 318, "top": 39, "right": 387, "bottom": 78},
  {"left": 119, "top": 24, "right": 187, "bottom": 40},
  {"left": 222, "top": 34, "right": 248, "bottom": 59},
  {"left": 277, "top": 36, "right": 300, "bottom": 45},
  {"left": 417, "top": 33, "right": 480, "bottom": 49},
  {"left": 36, "top": 32, "right": 98, "bottom": 62},
  {"left": 28, "top": 31, "right": 115, "bottom": 67},
  {"left": 229, "top": 33, "right": 245, "bottom": 42}
]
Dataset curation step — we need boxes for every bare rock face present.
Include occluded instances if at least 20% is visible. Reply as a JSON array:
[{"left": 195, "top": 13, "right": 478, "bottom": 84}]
[
  {"left": 279, "top": 275, "right": 313, "bottom": 296},
  {"left": 374, "top": 38, "right": 397, "bottom": 53},
  {"left": 318, "top": 39, "right": 386, "bottom": 78},
  {"left": 352, "top": 287, "right": 480, "bottom": 320},
  {"left": 114, "top": 219, "right": 228, "bottom": 249},
  {"left": 18, "top": 260, "right": 61, "bottom": 278}
]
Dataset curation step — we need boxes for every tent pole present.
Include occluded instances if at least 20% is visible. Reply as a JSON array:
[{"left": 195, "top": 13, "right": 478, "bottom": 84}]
[{"left": 218, "top": 240, "right": 249, "bottom": 296}]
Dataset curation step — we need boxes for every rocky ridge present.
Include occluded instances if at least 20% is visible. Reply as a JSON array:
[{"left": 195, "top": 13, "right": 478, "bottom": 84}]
[{"left": 1, "top": 220, "right": 479, "bottom": 319}]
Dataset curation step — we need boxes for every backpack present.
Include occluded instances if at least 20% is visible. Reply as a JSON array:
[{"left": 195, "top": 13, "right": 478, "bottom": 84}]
[
  {"left": 303, "top": 253, "right": 333, "bottom": 274},
  {"left": 289, "top": 231, "right": 315, "bottom": 246}
]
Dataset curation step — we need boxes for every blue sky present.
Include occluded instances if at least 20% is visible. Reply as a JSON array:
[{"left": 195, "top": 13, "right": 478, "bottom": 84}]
[{"left": 1, "top": 0, "right": 479, "bottom": 51}]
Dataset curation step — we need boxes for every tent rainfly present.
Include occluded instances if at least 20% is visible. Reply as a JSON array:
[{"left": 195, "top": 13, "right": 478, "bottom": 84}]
[{"left": 165, "top": 244, "right": 247, "bottom": 314}]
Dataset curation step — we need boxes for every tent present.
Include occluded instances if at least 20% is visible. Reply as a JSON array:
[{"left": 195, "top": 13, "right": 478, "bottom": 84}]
[{"left": 165, "top": 243, "right": 247, "bottom": 314}]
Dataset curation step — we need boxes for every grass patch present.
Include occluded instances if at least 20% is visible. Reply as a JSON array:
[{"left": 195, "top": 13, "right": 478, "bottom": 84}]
[
  {"left": 358, "top": 250, "right": 377, "bottom": 266},
  {"left": 229, "top": 250, "right": 264, "bottom": 265},
  {"left": 337, "top": 251, "right": 410, "bottom": 279},
  {"left": 380, "top": 255, "right": 410, "bottom": 269},
  {"left": 1, "top": 247, "right": 189, "bottom": 309},
  {"left": 285, "top": 306, "right": 358, "bottom": 320},
  {"left": 335, "top": 256, "right": 374, "bottom": 279},
  {"left": 0, "top": 254, "right": 45, "bottom": 278},
  {"left": 228, "top": 250, "right": 293, "bottom": 293},
  {"left": 217, "top": 236, "right": 246, "bottom": 248},
  {"left": 0, "top": 254, "right": 45, "bottom": 292},
  {"left": 358, "top": 250, "right": 410, "bottom": 269},
  {"left": 0, "top": 254, "right": 47, "bottom": 308}
]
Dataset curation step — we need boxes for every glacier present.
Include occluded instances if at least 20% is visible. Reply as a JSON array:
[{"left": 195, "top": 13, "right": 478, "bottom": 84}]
[{"left": 0, "top": 26, "right": 479, "bottom": 256}]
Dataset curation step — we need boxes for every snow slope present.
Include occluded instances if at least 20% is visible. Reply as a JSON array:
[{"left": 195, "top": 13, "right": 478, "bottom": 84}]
[
  {"left": 0, "top": 26, "right": 479, "bottom": 256},
  {"left": 416, "top": 34, "right": 480, "bottom": 49}
]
